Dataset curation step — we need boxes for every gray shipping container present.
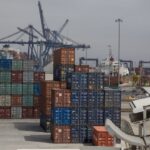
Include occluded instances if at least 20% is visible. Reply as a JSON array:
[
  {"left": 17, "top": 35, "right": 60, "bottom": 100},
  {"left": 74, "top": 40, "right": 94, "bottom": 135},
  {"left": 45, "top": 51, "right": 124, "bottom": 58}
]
[
  {"left": 11, "top": 107, "right": 22, "bottom": 119},
  {"left": 23, "top": 60, "right": 34, "bottom": 71},
  {"left": 0, "top": 95, "right": 11, "bottom": 106},
  {"left": 23, "top": 71, "right": 33, "bottom": 83}
]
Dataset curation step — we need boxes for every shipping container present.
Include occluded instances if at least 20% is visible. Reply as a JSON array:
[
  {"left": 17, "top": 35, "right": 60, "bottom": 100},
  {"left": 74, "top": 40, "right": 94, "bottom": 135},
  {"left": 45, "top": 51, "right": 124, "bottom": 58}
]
[
  {"left": 11, "top": 96, "right": 22, "bottom": 106},
  {"left": 34, "top": 72, "right": 45, "bottom": 82},
  {"left": 88, "top": 90, "right": 104, "bottom": 107},
  {"left": 67, "top": 73, "right": 88, "bottom": 90},
  {"left": 71, "top": 108, "right": 87, "bottom": 125},
  {"left": 71, "top": 125, "right": 88, "bottom": 143},
  {"left": 104, "top": 107, "right": 121, "bottom": 127},
  {"left": 104, "top": 88, "right": 121, "bottom": 108},
  {"left": 0, "top": 71, "right": 11, "bottom": 83},
  {"left": 51, "top": 108, "right": 71, "bottom": 125},
  {"left": 33, "top": 83, "right": 41, "bottom": 96},
  {"left": 0, "top": 84, "right": 11, "bottom": 95},
  {"left": 88, "top": 108, "right": 104, "bottom": 125},
  {"left": 0, "top": 59, "right": 12, "bottom": 71},
  {"left": 51, "top": 125, "right": 71, "bottom": 143},
  {"left": 23, "top": 71, "right": 34, "bottom": 83},
  {"left": 51, "top": 89, "right": 71, "bottom": 107},
  {"left": 33, "top": 96, "right": 40, "bottom": 108},
  {"left": 11, "top": 84, "right": 22, "bottom": 95},
  {"left": 23, "top": 83, "right": 33, "bottom": 95},
  {"left": 75, "top": 65, "right": 89, "bottom": 73},
  {"left": 53, "top": 48, "right": 75, "bottom": 65},
  {"left": 71, "top": 90, "right": 80, "bottom": 107},
  {"left": 11, "top": 107, "right": 22, "bottom": 119},
  {"left": 0, "top": 107, "right": 11, "bottom": 119},
  {"left": 22, "top": 107, "right": 34, "bottom": 118},
  {"left": 22, "top": 96, "right": 33, "bottom": 106},
  {"left": 0, "top": 95, "right": 11, "bottom": 106},
  {"left": 12, "top": 60, "right": 23, "bottom": 71},
  {"left": 92, "top": 126, "right": 114, "bottom": 146},
  {"left": 23, "top": 60, "right": 34, "bottom": 71},
  {"left": 41, "top": 81, "right": 64, "bottom": 96},
  {"left": 88, "top": 73, "right": 104, "bottom": 90},
  {"left": 54, "top": 64, "right": 74, "bottom": 81},
  {"left": 11, "top": 71, "right": 23, "bottom": 83}
]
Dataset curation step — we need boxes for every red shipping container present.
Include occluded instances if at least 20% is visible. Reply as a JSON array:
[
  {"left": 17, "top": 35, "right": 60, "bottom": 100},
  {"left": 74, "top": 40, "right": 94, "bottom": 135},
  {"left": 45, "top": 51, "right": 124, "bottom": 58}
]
[
  {"left": 92, "top": 126, "right": 114, "bottom": 146},
  {"left": 0, "top": 107, "right": 11, "bottom": 119},
  {"left": 75, "top": 65, "right": 89, "bottom": 73},
  {"left": 51, "top": 125, "right": 71, "bottom": 143},
  {"left": 22, "top": 107, "right": 34, "bottom": 119},
  {"left": 11, "top": 71, "right": 23, "bottom": 83},
  {"left": 11, "top": 96, "right": 22, "bottom": 106},
  {"left": 51, "top": 89, "right": 71, "bottom": 107},
  {"left": 34, "top": 72, "right": 45, "bottom": 82}
]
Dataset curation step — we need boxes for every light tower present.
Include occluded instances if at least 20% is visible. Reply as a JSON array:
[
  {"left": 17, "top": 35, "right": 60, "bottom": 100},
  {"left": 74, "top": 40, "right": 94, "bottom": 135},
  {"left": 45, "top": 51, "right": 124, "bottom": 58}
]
[{"left": 115, "top": 18, "right": 123, "bottom": 86}]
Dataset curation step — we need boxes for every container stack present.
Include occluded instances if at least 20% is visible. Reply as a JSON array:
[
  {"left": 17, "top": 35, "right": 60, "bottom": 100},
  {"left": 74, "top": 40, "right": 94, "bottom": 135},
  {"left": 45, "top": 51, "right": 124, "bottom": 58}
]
[
  {"left": 67, "top": 72, "right": 105, "bottom": 143},
  {"left": 0, "top": 59, "right": 44, "bottom": 119},
  {"left": 51, "top": 89, "right": 71, "bottom": 143},
  {"left": 53, "top": 48, "right": 75, "bottom": 81},
  {"left": 40, "top": 81, "right": 66, "bottom": 131},
  {"left": 92, "top": 126, "right": 114, "bottom": 146},
  {"left": 48, "top": 47, "right": 121, "bottom": 144},
  {"left": 104, "top": 88, "right": 121, "bottom": 127}
]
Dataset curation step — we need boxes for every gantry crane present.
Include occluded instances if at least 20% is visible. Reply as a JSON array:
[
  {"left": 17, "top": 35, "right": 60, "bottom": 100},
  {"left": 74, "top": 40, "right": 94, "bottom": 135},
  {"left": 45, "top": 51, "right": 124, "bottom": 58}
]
[{"left": 0, "top": 1, "right": 90, "bottom": 71}]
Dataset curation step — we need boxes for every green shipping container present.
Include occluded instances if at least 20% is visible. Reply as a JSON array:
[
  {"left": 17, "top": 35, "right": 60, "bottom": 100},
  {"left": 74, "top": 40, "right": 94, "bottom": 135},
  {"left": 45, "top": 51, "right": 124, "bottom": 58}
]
[
  {"left": 23, "top": 96, "right": 33, "bottom": 106},
  {"left": 0, "top": 84, "right": 11, "bottom": 95},
  {"left": 23, "top": 83, "right": 33, "bottom": 95},
  {"left": 11, "top": 84, "right": 22, "bottom": 95},
  {"left": 12, "top": 60, "right": 23, "bottom": 71},
  {"left": 0, "top": 71, "right": 11, "bottom": 83}
]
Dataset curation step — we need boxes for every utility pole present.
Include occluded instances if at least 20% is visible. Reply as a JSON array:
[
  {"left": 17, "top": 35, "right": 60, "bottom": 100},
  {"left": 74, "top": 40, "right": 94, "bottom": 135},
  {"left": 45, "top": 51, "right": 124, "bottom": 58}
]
[{"left": 115, "top": 18, "right": 123, "bottom": 86}]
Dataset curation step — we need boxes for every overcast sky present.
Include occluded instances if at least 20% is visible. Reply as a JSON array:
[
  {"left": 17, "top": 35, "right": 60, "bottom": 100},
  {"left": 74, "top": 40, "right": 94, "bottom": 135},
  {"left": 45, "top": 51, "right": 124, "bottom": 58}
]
[{"left": 0, "top": 0, "right": 150, "bottom": 64}]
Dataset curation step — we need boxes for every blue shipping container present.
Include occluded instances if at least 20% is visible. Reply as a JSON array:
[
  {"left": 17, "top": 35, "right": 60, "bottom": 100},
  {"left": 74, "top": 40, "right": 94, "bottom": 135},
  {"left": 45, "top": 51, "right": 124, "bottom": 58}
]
[
  {"left": 52, "top": 108, "right": 71, "bottom": 125},
  {"left": 34, "top": 83, "right": 41, "bottom": 96},
  {"left": 0, "top": 59, "right": 12, "bottom": 71},
  {"left": 88, "top": 108, "right": 104, "bottom": 125}
]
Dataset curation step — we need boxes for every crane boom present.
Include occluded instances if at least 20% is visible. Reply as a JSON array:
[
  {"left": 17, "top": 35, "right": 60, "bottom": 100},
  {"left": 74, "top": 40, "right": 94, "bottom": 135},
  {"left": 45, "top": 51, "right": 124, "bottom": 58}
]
[
  {"left": 58, "top": 19, "right": 69, "bottom": 34},
  {"left": 38, "top": 1, "right": 46, "bottom": 38}
]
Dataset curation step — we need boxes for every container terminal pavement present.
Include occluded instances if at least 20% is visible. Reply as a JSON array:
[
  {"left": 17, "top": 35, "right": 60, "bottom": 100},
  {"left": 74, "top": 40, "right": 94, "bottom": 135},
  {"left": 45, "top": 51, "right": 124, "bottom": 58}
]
[{"left": 0, "top": 119, "right": 120, "bottom": 150}]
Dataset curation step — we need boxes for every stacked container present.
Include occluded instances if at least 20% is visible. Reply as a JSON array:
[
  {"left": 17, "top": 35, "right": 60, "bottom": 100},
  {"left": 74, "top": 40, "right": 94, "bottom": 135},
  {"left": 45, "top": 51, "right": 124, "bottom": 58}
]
[
  {"left": 0, "top": 59, "right": 12, "bottom": 118},
  {"left": 40, "top": 81, "right": 66, "bottom": 131},
  {"left": 51, "top": 89, "right": 71, "bottom": 143},
  {"left": 53, "top": 48, "right": 75, "bottom": 81},
  {"left": 67, "top": 72, "right": 105, "bottom": 143},
  {"left": 0, "top": 59, "right": 44, "bottom": 119},
  {"left": 104, "top": 88, "right": 121, "bottom": 127},
  {"left": 92, "top": 126, "right": 114, "bottom": 146}
]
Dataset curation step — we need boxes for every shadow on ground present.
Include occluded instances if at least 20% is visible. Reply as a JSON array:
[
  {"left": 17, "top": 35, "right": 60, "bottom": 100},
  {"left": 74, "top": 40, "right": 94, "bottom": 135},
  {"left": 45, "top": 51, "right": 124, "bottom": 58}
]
[
  {"left": 14, "top": 122, "right": 44, "bottom": 132},
  {"left": 24, "top": 134, "right": 50, "bottom": 143}
]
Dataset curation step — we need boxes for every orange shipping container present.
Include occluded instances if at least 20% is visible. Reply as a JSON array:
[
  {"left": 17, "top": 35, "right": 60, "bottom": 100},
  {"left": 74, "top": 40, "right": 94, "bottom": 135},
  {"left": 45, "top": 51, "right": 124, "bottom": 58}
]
[{"left": 92, "top": 126, "right": 114, "bottom": 146}]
